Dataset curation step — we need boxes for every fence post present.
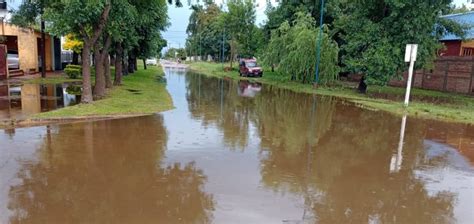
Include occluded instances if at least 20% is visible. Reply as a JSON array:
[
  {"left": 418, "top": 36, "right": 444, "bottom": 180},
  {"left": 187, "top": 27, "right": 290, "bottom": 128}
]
[
  {"left": 421, "top": 68, "right": 426, "bottom": 88},
  {"left": 443, "top": 61, "right": 449, "bottom": 92}
]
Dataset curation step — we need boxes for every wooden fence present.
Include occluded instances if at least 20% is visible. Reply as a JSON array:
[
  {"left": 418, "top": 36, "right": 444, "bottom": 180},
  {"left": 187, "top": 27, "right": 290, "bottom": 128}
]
[{"left": 389, "top": 56, "right": 474, "bottom": 94}]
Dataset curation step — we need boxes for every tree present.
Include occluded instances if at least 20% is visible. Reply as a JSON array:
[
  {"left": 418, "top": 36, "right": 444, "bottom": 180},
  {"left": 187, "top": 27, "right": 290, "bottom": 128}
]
[
  {"left": 185, "top": 2, "right": 227, "bottom": 61},
  {"left": 164, "top": 47, "right": 186, "bottom": 60},
  {"left": 335, "top": 0, "right": 465, "bottom": 84},
  {"left": 224, "top": 0, "right": 257, "bottom": 68},
  {"left": 42, "top": 0, "right": 111, "bottom": 103},
  {"left": 263, "top": 12, "right": 339, "bottom": 84}
]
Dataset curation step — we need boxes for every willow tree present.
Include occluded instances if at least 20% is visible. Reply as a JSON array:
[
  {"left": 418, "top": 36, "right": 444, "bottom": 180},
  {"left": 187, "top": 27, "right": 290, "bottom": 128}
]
[{"left": 264, "top": 12, "right": 339, "bottom": 85}]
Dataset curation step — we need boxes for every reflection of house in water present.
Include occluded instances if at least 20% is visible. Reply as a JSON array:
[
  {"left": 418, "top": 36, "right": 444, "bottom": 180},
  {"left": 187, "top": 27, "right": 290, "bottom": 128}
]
[
  {"left": 424, "top": 123, "right": 474, "bottom": 165},
  {"left": 21, "top": 84, "right": 41, "bottom": 115},
  {"left": 0, "top": 83, "right": 79, "bottom": 119}
]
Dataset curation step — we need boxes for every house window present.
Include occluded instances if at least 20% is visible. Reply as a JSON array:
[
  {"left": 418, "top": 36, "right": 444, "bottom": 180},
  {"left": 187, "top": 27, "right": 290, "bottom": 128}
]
[{"left": 462, "top": 47, "right": 474, "bottom": 56}]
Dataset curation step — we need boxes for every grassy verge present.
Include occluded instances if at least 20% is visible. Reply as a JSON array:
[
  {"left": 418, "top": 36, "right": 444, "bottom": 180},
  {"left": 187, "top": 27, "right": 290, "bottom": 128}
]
[
  {"left": 189, "top": 62, "right": 474, "bottom": 124},
  {"left": 30, "top": 65, "right": 173, "bottom": 119},
  {"left": 23, "top": 76, "right": 81, "bottom": 85}
]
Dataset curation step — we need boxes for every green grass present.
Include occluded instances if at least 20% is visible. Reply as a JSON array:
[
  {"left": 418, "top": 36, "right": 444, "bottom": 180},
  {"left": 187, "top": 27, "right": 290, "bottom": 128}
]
[
  {"left": 189, "top": 62, "right": 474, "bottom": 124},
  {"left": 31, "top": 65, "right": 173, "bottom": 119},
  {"left": 23, "top": 76, "right": 81, "bottom": 85}
]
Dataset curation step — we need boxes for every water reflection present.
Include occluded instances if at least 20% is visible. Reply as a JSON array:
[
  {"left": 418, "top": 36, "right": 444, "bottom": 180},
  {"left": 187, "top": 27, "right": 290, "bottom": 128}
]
[
  {"left": 1, "top": 71, "right": 473, "bottom": 223},
  {"left": 237, "top": 80, "right": 261, "bottom": 98},
  {"left": 5, "top": 116, "right": 214, "bottom": 224},
  {"left": 0, "top": 83, "right": 80, "bottom": 120},
  {"left": 183, "top": 72, "right": 473, "bottom": 223}
]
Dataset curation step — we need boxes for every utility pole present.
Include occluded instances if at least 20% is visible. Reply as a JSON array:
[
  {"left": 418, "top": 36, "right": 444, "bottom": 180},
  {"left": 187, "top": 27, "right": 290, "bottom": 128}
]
[
  {"left": 40, "top": 0, "right": 46, "bottom": 78},
  {"left": 313, "top": 0, "right": 325, "bottom": 87}
]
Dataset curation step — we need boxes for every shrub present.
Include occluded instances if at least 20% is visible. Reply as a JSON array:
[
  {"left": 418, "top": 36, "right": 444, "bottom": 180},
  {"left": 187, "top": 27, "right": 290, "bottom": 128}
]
[{"left": 64, "top": 64, "right": 82, "bottom": 79}]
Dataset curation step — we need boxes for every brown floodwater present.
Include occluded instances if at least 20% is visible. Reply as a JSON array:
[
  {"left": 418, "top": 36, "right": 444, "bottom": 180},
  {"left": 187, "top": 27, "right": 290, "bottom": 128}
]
[
  {"left": 1, "top": 70, "right": 473, "bottom": 224},
  {"left": 0, "top": 82, "right": 81, "bottom": 120}
]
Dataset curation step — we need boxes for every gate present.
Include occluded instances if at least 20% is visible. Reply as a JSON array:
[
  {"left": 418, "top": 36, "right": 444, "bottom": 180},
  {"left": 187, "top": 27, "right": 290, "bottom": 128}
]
[{"left": 0, "top": 44, "right": 7, "bottom": 80}]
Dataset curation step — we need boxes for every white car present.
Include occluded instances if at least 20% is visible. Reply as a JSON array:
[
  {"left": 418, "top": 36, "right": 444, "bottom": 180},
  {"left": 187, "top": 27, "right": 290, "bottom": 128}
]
[
  {"left": 7, "top": 51, "right": 19, "bottom": 70},
  {"left": 146, "top": 58, "right": 158, "bottom": 66}
]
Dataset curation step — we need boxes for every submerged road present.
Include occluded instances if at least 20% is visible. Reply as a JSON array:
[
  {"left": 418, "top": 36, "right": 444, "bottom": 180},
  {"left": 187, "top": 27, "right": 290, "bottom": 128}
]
[{"left": 0, "top": 69, "right": 473, "bottom": 223}]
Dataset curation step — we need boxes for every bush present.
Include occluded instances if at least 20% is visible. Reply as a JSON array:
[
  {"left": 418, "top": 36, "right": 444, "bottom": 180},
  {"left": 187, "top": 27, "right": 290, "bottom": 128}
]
[{"left": 64, "top": 64, "right": 82, "bottom": 79}]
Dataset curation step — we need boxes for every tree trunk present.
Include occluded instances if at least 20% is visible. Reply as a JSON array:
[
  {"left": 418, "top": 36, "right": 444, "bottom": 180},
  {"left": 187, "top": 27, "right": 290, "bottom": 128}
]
[
  {"left": 72, "top": 52, "right": 79, "bottom": 65},
  {"left": 78, "top": 3, "right": 111, "bottom": 103},
  {"left": 143, "top": 58, "right": 147, "bottom": 70},
  {"left": 81, "top": 42, "right": 93, "bottom": 103},
  {"left": 93, "top": 42, "right": 106, "bottom": 98},
  {"left": 104, "top": 55, "right": 112, "bottom": 88},
  {"left": 114, "top": 43, "right": 123, "bottom": 86},
  {"left": 128, "top": 51, "right": 136, "bottom": 74},
  {"left": 123, "top": 54, "right": 129, "bottom": 76}
]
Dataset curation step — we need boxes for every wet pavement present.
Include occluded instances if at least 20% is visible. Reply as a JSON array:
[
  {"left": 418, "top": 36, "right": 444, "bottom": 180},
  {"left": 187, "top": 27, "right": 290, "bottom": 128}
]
[
  {"left": 0, "top": 82, "right": 81, "bottom": 120},
  {"left": 0, "top": 70, "right": 473, "bottom": 223}
]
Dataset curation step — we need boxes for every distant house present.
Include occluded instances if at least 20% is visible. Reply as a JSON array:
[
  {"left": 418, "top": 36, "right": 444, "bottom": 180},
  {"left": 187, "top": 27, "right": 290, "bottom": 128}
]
[{"left": 439, "top": 12, "right": 474, "bottom": 56}]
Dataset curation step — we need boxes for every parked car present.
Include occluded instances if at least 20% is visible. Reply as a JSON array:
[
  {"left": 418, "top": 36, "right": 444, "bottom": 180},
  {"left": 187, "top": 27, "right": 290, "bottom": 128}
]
[
  {"left": 146, "top": 58, "right": 158, "bottom": 66},
  {"left": 7, "top": 51, "right": 19, "bottom": 70},
  {"left": 239, "top": 59, "right": 263, "bottom": 77}
]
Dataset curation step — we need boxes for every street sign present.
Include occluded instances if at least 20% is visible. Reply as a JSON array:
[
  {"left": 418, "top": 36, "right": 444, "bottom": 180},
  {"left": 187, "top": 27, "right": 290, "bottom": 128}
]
[
  {"left": 404, "top": 44, "right": 418, "bottom": 107},
  {"left": 404, "top": 44, "right": 418, "bottom": 62}
]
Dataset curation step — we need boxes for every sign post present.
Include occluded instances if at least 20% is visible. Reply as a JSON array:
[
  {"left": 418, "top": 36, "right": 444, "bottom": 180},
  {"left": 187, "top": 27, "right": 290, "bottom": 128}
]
[{"left": 404, "top": 44, "right": 418, "bottom": 107}]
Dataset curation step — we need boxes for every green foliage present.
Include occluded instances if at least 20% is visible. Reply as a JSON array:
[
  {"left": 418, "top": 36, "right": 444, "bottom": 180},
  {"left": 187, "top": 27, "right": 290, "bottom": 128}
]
[
  {"left": 263, "top": 13, "right": 339, "bottom": 84},
  {"left": 335, "top": 0, "right": 465, "bottom": 85},
  {"left": 185, "top": 0, "right": 264, "bottom": 61},
  {"left": 164, "top": 48, "right": 186, "bottom": 59},
  {"left": 186, "top": 3, "right": 226, "bottom": 59},
  {"left": 64, "top": 64, "right": 82, "bottom": 79},
  {"left": 224, "top": 0, "right": 259, "bottom": 58}
]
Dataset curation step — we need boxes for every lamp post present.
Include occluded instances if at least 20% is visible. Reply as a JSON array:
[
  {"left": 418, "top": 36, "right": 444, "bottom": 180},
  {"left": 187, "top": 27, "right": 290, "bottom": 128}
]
[{"left": 313, "top": 0, "right": 325, "bottom": 87}]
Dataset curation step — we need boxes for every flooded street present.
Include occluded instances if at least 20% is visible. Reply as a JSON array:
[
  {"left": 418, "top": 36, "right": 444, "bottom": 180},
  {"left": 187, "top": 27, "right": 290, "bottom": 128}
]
[{"left": 1, "top": 70, "right": 474, "bottom": 223}]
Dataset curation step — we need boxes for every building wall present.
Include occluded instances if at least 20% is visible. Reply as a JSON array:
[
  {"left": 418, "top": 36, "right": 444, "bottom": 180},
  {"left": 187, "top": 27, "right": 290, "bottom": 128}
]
[
  {"left": 3, "top": 23, "right": 53, "bottom": 73},
  {"left": 440, "top": 40, "right": 462, "bottom": 56}
]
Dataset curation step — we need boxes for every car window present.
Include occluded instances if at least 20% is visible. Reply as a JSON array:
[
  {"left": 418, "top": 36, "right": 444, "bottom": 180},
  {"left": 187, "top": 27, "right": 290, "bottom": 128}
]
[{"left": 246, "top": 62, "right": 257, "bottom": 67}]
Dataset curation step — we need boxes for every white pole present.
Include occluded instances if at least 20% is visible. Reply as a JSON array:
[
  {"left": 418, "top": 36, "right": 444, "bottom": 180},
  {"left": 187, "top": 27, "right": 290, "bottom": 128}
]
[{"left": 404, "top": 60, "right": 415, "bottom": 107}]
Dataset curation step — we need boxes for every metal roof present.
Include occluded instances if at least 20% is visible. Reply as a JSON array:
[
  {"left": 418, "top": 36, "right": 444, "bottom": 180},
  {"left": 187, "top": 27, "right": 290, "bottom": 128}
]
[{"left": 440, "top": 11, "right": 474, "bottom": 41}]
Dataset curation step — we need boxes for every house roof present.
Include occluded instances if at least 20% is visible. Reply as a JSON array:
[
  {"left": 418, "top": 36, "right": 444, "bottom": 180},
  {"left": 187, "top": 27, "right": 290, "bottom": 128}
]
[{"left": 440, "top": 11, "right": 474, "bottom": 41}]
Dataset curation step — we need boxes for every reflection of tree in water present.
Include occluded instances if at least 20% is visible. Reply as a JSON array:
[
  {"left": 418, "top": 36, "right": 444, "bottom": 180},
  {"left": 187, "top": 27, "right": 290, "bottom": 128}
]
[
  {"left": 254, "top": 86, "right": 336, "bottom": 154},
  {"left": 260, "top": 102, "right": 455, "bottom": 223},
  {"left": 186, "top": 74, "right": 255, "bottom": 149},
  {"left": 8, "top": 115, "right": 214, "bottom": 224}
]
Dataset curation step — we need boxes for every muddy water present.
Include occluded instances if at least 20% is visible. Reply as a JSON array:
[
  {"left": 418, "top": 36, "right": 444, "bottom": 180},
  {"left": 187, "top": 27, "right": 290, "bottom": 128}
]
[
  {"left": 1, "top": 70, "right": 474, "bottom": 224},
  {"left": 0, "top": 83, "right": 81, "bottom": 120}
]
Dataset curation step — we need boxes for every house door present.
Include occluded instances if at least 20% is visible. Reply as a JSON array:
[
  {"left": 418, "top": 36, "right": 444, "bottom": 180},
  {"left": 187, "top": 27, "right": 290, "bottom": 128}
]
[{"left": 0, "top": 44, "right": 7, "bottom": 79}]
